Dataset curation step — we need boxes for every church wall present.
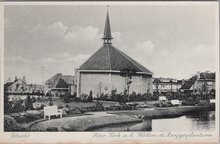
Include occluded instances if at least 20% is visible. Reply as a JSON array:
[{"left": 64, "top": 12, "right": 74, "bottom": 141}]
[
  {"left": 79, "top": 72, "right": 152, "bottom": 97},
  {"left": 111, "top": 74, "right": 152, "bottom": 94},
  {"left": 142, "top": 76, "right": 153, "bottom": 94},
  {"left": 111, "top": 74, "right": 127, "bottom": 94},
  {"left": 79, "top": 72, "right": 112, "bottom": 97}
]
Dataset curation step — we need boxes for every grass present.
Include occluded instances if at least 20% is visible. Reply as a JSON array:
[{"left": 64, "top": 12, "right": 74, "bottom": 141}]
[{"left": 30, "top": 113, "right": 141, "bottom": 131}]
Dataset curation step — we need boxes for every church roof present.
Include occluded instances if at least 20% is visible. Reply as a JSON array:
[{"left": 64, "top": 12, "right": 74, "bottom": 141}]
[
  {"left": 79, "top": 44, "right": 152, "bottom": 75},
  {"left": 79, "top": 9, "right": 152, "bottom": 75}
]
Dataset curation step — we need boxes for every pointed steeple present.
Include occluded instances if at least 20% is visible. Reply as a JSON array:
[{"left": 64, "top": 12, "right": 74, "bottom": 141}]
[{"left": 102, "top": 7, "right": 113, "bottom": 44}]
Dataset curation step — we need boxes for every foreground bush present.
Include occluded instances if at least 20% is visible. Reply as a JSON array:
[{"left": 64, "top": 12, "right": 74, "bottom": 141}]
[{"left": 4, "top": 115, "right": 26, "bottom": 131}]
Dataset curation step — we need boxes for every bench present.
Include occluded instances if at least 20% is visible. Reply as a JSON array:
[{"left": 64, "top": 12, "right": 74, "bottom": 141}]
[
  {"left": 171, "top": 100, "right": 180, "bottom": 106},
  {"left": 44, "top": 106, "right": 62, "bottom": 120}
]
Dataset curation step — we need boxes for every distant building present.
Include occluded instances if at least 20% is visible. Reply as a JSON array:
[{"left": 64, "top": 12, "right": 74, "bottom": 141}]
[
  {"left": 76, "top": 11, "right": 153, "bottom": 98},
  {"left": 180, "top": 71, "right": 215, "bottom": 93},
  {"left": 4, "top": 77, "right": 43, "bottom": 94},
  {"left": 153, "top": 78, "right": 183, "bottom": 94},
  {"left": 45, "top": 73, "right": 76, "bottom": 96}
]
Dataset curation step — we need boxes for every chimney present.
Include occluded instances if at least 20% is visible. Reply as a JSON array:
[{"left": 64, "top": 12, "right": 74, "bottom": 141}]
[
  {"left": 7, "top": 77, "right": 11, "bottom": 83},
  {"left": 196, "top": 71, "right": 200, "bottom": 80},
  {"left": 22, "top": 76, "right": 26, "bottom": 83},
  {"left": 15, "top": 76, "right": 18, "bottom": 81}
]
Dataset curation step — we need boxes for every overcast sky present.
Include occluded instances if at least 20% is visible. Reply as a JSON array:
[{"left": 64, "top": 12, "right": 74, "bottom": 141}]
[{"left": 4, "top": 3, "right": 218, "bottom": 84}]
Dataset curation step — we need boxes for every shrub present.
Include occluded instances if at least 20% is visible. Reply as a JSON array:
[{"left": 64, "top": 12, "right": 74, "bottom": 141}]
[
  {"left": 25, "top": 95, "right": 33, "bottom": 110},
  {"left": 4, "top": 93, "right": 12, "bottom": 114},
  {"left": 33, "top": 102, "right": 45, "bottom": 110},
  {"left": 4, "top": 115, "right": 26, "bottom": 131},
  {"left": 58, "top": 104, "right": 64, "bottom": 109},
  {"left": 79, "top": 93, "right": 93, "bottom": 102}
]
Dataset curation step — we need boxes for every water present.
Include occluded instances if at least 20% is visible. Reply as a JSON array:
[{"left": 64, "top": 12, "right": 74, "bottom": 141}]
[
  {"left": 152, "top": 111, "right": 215, "bottom": 131},
  {"left": 94, "top": 110, "right": 215, "bottom": 131}
]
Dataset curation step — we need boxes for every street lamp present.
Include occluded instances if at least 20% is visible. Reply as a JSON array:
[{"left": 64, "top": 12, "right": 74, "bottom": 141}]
[{"left": 41, "top": 66, "right": 45, "bottom": 94}]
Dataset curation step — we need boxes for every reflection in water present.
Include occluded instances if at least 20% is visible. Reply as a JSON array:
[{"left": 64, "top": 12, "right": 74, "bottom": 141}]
[{"left": 152, "top": 111, "right": 215, "bottom": 131}]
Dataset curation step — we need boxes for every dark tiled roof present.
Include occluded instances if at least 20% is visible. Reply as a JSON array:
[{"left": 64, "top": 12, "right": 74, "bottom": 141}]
[
  {"left": 199, "top": 72, "right": 215, "bottom": 80},
  {"left": 79, "top": 44, "right": 152, "bottom": 75},
  {"left": 45, "top": 73, "right": 62, "bottom": 84},
  {"left": 177, "top": 80, "right": 183, "bottom": 84},
  {"left": 4, "top": 82, "right": 13, "bottom": 88},
  {"left": 45, "top": 73, "right": 74, "bottom": 88},
  {"left": 61, "top": 75, "right": 74, "bottom": 85},
  {"left": 180, "top": 76, "right": 197, "bottom": 90},
  {"left": 4, "top": 78, "right": 27, "bottom": 88},
  {"left": 56, "top": 78, "right": 69, "bottom": 88}
]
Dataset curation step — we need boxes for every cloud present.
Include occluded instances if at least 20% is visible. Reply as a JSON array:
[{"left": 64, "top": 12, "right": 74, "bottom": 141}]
[
  {"left": 29, "top": 22, "right": 123, "bottom": 58},
  {"left": 65, "top": 26, "right": 99, "bottom": 43},
  {"left": 134, "top": 41, "right": 155, "bottom": 56},
  {"left": 123, "top": 40, "right": 155, "bottom": 70},
  {"left": 151, "top": 43, "right": 216, "bottom": 79},
  {"left": 41, "top": 52, "right": 90, "bottom": 68},
  {"left": 5, "top": 56, "right": 28, "bottom": 63}
]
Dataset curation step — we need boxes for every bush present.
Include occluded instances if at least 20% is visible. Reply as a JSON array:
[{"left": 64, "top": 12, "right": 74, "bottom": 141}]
[
  {"left": 79, "top": 93, "right": 93, "bottom": 102},
  {"left": 33, "top": 102, "right": 45, "bottom": 110},
  {"left": 4, "top": 115, "right": 26, "bottom": 131},
  {"left": 58, "top": 104, "right": 64, "bottom": 109}
]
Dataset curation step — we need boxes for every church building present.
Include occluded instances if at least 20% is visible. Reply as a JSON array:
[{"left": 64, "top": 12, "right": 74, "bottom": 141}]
[{"left": 76, "top": 11, "right": 153, "bottom": 97}]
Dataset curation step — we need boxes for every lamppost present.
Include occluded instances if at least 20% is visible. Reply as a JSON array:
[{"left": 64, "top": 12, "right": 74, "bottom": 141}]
[{"left": 41, "top": 66, "right": 45, "bottom": 94}]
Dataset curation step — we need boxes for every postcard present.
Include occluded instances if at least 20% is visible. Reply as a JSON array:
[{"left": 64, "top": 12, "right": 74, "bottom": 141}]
[{"left": 0, "top": 1, "right": 219, "bottom": 144}]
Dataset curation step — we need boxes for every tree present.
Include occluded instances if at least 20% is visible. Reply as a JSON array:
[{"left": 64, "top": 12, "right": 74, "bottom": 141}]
[
  {"left": 154, "top": 79, "right": 160, "bottom": 95},
  {"left": 202, "top": 82, "right": 208, "bottom": 99},
  {"left": 120, "top": 68, "right": 136, "bottom": 101},
  {"left": 4, "top": 87, "right": 11, "bottom": 114}
]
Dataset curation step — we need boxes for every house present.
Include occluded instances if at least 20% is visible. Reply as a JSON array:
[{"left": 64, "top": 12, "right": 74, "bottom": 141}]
[
  {"left": 76, "top": 11, "right": 153, "bottom": 98},
  {"left": 152, "top": 77, "right": 183, "bottom": 94},
  {"left": 180, "top": 71, "right": 215, "bottom": 93},
  {"left": 45, "top": 73, "right": 76, "bottom": 96},
  {"left": 4, "top": 78, "right": 28, "bottom": 94},
  {"left": 4, "top": 77, "right": 43, "bottom": 94}
]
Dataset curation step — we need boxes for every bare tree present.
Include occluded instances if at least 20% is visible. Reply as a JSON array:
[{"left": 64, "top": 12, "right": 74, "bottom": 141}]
[{"left": 120, "top": 68, "right": 136, "bottom": 101}]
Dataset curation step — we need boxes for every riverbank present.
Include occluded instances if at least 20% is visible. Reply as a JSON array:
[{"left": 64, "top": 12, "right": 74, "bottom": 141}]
[
  {"left": 30, "top": 112, "right": 141, "bottom": 131},
  {"left": 28, "top": 105, "right": 214, "bottom": 131}
]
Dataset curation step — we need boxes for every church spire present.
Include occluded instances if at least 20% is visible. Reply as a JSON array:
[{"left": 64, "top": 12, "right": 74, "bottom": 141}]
[{"left": 102, "top": 6, "right": 113, "bottom": 44}]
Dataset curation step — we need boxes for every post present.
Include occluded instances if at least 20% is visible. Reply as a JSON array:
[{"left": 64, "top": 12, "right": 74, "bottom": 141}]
[
  {"left": 76, "top": 70, "right": 80, "bottom": 98},
  {"left": 41, "top": 66, "right": 45, "bottom": 94}
]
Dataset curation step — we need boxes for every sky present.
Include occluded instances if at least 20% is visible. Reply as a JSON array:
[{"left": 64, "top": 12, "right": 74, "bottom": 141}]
[{"left": 4, "top": 3, "right": 218, "bottom": 84}]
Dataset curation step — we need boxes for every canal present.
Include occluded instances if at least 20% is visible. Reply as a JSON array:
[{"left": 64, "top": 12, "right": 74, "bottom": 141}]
[
  {"left": 152, "top": 110, "right": 215, "bottom": 131},
  {"left": 95, "top": 110, "right": 215, "bottom": 131}
]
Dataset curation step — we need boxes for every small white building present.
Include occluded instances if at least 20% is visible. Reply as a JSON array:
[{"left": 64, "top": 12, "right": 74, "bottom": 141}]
[{"left": 153, "top": 78, "right": 183, "bottom": 93}]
